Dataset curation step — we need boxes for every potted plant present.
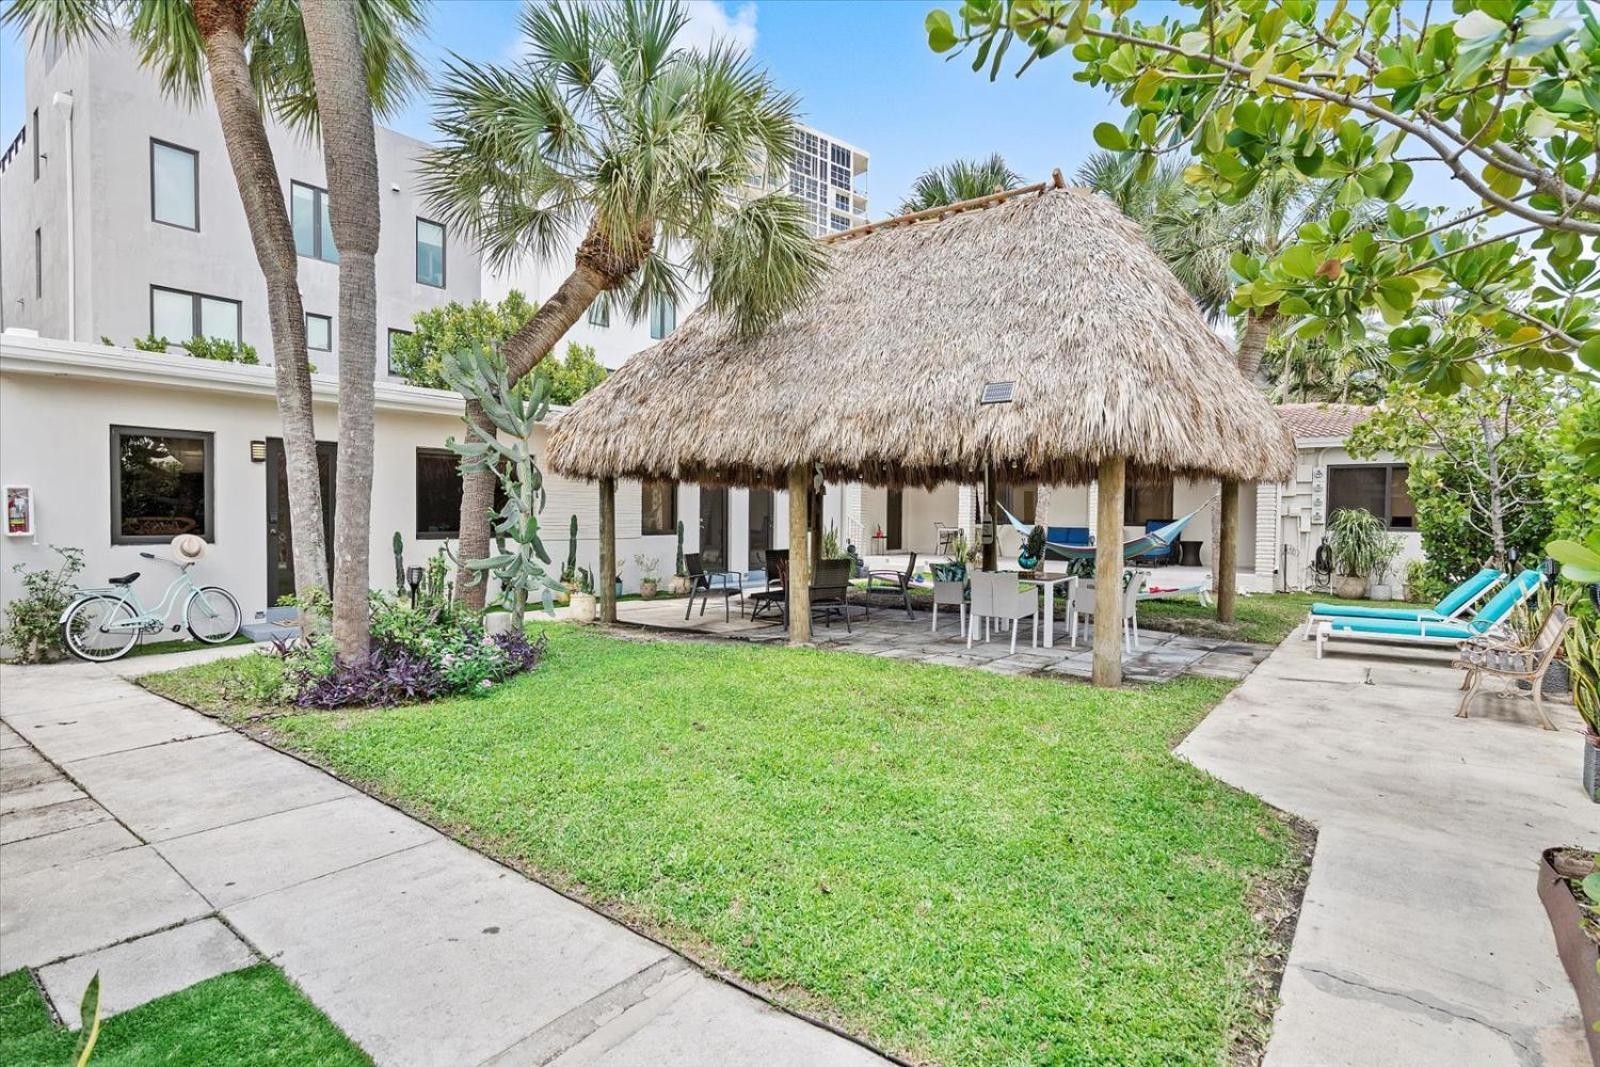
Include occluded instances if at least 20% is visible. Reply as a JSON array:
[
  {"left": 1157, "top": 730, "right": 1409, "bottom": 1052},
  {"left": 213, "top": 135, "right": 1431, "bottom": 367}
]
[
  {"left": 1020, "top": 524, "right": 1046, "bottom": 576},
  {"left": 635, "top": 554, "right": 661, "bottom": 599},
  {"left": 1536, "top": 847, "right": 1600, "bottom": 1061},
  {"left": 669, "top": 520, "right": 691, "bottom": 595},
  {"left": 1327, "top": 507, "right": 1388, "bottom": 600},
  {"left": 568, "top": 567, "right": 597, "bottom": 622},
  {"left": 1368, "top": 535, "right": 1404, "bottom": 600}
]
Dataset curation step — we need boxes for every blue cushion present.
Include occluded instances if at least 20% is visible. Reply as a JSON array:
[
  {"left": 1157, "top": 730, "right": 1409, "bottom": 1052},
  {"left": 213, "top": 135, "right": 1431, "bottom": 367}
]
[
  {"left": 1434, "top": 568, "right": 1503, "bottom": 617},
  {"left": 1327, "top": 619, "right": 1479, "bottom": 639},
  {"left": 1469, "top": 570, "right": 1541, "bottom": 625},
  {"left": 1310, "top": 604, "right": 1445, "bottom": 622},
  {"left": 1047, "top": 526, "right": 1090, "bottom": 546}
]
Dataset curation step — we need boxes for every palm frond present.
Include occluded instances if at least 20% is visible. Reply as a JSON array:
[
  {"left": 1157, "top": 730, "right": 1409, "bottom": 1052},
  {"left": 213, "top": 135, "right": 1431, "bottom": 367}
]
[
  {"left": 1, "top": 0, "right": 120, "bottom": 49},
  {"left": 898, "top": 153, "right": 1023, "bottom": 214},
  {"left": 693, "top": 192, "right": 826, "bottom": 338}
]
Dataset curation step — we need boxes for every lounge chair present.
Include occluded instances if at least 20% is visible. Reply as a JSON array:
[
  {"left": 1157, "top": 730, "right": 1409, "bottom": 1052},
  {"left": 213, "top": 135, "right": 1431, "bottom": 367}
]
[
  {"left": 1304, "top": 566, "right": 1503, "bottom": 636},
  {"left": 1313, "top": 570, "right": 1543, "bottom": 659},
  {"left": 1453, "top": 605, "right": 1573, "bottom": 731},
  {"left": 865, "top": 552, "right": 917, "bottom": 620}
]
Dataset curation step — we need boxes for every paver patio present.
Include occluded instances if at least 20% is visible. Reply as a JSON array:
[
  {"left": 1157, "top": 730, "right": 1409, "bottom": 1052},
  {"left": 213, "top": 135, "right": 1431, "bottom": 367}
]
[
  {"left": 0, "top": 657, "right": 888, "bottom": 1066},
  {"left": 616, "top": 594, "right": 1274, "bottom": 682},
  {"left": 1179, "top": 630, "right": 1600, "bottom": 1066}
]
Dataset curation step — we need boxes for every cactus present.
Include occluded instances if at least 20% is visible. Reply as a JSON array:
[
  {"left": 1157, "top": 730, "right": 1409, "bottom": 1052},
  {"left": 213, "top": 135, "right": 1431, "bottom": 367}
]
[
  {"left": 674, "top": 519, "right": 687, "bottom": 577},
  {"left": 392, "top": 531, "right": 406, "bottom": 594},
  {"left": 563, "top": 514, "right": 579, "bottom": 585},
  {"left": 443, "top": 345, "right": 562, "bottom": 627}
]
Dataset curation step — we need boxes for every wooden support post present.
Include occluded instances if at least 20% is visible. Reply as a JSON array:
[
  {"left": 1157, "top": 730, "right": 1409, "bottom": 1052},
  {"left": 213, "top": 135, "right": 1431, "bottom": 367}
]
[
  {"left": 1093, "top": 457, "right": 1126, "bottom": 687},
  {"left": 598, "top": 477, "right": 617, "bottom": 623},
  {"left": 1216, "top": 479, "right": 1239, "bottom": 624},
  {"left": 982, "top": 461, "right": 998, "bottom": 572},
  {"left": 787, "top": 464, "right": 812, "bottom": 644}
]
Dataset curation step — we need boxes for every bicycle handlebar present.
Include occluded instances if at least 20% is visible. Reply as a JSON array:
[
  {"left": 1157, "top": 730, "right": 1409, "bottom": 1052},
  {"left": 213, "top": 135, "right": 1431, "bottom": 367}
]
[{"left": 137, "top": 552, "right": 193, "bottom": 570}]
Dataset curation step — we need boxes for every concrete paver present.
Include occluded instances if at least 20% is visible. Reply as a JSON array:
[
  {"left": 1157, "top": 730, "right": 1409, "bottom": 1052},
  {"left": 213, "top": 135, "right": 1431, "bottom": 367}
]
[
  {"left": 1178, "top": 633, "right": 1600, "bottom": 1066},
  {"left": 38, "top": 918, "right": 255, "bottom": 1026},
  {"left": 2, "top": 818, "right": 140, "bottom": 878},
  {"left": 0, "top": 796, "right": 113, "bottom": 844},
  {"left": 3, "top": 691, "right": 227, "bottom": 762}
]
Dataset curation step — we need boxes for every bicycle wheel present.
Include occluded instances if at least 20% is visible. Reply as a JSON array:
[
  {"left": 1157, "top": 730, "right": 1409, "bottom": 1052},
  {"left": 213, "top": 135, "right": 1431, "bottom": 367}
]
[
  {"left": 62, "top": 596, "right": 140, "bottom": 662},
  {"left": 185, "top": 586, "right": 242, "bottom": 644}
]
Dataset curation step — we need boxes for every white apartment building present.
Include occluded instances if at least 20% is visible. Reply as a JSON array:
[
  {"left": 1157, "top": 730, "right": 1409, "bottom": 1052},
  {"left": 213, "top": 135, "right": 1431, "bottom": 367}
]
[{"left": 0, "top": 37, "right": 872, "bottom": 635}]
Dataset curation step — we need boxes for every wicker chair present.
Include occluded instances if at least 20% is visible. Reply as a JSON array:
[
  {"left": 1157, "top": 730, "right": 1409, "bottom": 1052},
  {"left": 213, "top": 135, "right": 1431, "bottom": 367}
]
[{"left": 1453, "top": 605, "right": 1572, "bottom": 731}]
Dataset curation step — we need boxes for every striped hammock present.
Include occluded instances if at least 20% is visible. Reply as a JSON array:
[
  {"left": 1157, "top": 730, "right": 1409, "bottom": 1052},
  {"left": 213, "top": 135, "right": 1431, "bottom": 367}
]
[{"left": 996, "top": 504, "right": 1209, "bottom": 561}]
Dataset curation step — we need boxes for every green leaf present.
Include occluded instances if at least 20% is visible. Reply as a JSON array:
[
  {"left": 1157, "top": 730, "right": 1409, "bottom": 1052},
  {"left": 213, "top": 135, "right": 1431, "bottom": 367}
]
[
  {"left": 1511, "top": 17, "right": 1575, "bottom": 57},
  {"left": 1373, "top": 64, "right": 1416, "bottom": 88},
  {"left": 926, "top": 10, "right": 959, "bottom": 52},
  {"left": 1381, "top": 161, "right": 1414, "bottom": 201},
  {"left": 1579, "top": 336, "right": 1600, "bottom": 372},
  {"left": 1249, "top": 43, "right": 1277, "bottom": 90},
  {"left": 1092, "top": 122, "right": 1128, "bottom": 150}
]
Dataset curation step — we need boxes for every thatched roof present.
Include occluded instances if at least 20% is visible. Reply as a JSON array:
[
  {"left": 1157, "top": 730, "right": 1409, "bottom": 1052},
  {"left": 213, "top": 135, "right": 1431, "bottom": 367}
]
[{"left": 547, "top": 179, "right": 1295, "bottom": 490}]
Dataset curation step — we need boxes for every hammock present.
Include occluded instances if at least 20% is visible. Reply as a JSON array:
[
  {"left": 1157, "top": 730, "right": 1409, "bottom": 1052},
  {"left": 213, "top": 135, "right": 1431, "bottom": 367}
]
[{"left": 996, "top": 503, "right": 1209, "bottom": 561}]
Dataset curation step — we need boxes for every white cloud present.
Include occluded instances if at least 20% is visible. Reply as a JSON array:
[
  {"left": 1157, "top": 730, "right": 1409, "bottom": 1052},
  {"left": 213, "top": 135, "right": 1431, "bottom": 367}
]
[{"left": 676, "top": 0, "right": 758, "bottom": 54}]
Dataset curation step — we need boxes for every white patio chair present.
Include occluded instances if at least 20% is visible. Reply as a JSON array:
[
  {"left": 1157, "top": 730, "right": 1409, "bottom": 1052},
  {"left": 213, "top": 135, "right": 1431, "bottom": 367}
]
[
  {"left": 931, "top": 574, "right": 966, "bottom": 634},
  {"left": 967, "top": 572, "right": 1037, "bottom": 653},
  {"left": 1068, "top": 570, "right": 1148, "bottom": 650}
]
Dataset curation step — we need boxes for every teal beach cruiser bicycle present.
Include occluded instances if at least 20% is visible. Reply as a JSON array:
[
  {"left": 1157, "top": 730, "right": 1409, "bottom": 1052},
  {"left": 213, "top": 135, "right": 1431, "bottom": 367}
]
[{"left": 60, "top": 538, "right": 242, "bottom": 662}]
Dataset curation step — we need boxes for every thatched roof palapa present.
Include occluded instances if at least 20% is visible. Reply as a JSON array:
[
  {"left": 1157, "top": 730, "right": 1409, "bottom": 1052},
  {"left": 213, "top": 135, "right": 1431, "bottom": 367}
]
[{"left": 547, "top": 178, "right": 1295, "bottom": 490}]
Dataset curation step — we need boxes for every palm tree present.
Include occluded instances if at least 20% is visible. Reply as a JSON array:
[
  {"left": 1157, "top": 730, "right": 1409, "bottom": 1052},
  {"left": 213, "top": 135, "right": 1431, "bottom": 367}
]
[
  {"left": 897, "top": 154, "right": 1024, "bottom": 214},
  {"left": 300, "top": 0, "right": 383, "bottom": 662},
  {"left": 3, "top": 0, "right": 425, "bottom": 613},
  {"left": 421, "top": 0, "right": 826, "bottom": 606}
]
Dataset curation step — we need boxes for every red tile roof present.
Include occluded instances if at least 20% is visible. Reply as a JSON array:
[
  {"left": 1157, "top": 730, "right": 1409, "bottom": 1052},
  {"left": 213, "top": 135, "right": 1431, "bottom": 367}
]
[{"left": 1275, "top": 403, "right": 1374, "bottom": 440}]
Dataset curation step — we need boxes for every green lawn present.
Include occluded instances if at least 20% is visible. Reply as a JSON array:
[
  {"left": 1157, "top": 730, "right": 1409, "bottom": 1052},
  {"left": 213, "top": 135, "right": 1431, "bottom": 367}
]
[
  {"left": 0, "top": 965, "right": 367, "bottom": 1065},
  {"left": 144, "top": 627, "right": 1306, "bottom": 1065}
]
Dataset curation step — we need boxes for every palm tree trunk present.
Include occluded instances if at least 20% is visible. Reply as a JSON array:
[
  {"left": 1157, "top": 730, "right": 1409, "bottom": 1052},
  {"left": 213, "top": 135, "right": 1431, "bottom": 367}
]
[
  {"left": 301, "top": 0, "right": 379, "bottom": 663},
  {"left": 455, "top": 238, "right": 618, "bottom": 606},
  {"left": 1214, "top": 308, "right": 1278, "bottom": 621},
  {"left": 193, "top": 0, "right": 327, "bottom": 601}
]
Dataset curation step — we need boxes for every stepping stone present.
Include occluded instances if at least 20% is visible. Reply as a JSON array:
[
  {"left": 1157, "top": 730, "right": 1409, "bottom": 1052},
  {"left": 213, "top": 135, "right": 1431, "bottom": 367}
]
[{"left": 38, "top": 918, "right": 255, "bottom": 1027}]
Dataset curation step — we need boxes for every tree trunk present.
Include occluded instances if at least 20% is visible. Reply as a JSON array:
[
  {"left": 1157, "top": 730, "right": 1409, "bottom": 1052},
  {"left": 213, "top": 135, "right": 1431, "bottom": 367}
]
[
  {"left": 301, "top": 0, "right": 380, "bottom": 663},
  {"left": 194, "top": 0, "right": 327, "bottom": 601},
  {"left": 455, "top": 233, "right": 622, "bottom": 599},
  {"left": 1093, "top": 457, "right": 1126, "bottom": 687},
  {"left": 787, "top": 464, "right": 812, "bottom": 644},
  {"left": 1479, "top": 415, "right": 1508, "bottom": 566},
  {"left": 1216, "top": 480, "right": 1240, "bottom": 623},
  {"left": 1235, "top": 308, "right": 1278, "bottom": 383}
]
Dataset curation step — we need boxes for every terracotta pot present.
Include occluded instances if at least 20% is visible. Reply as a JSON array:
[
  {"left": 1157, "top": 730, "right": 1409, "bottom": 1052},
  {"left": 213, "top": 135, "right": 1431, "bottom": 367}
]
[
  {"left": 1334, "top": 575, "right": 1368, "bottom": 600},
  {"left": 1536, "top": 847, "right": 1600, "bottom": 1064}
]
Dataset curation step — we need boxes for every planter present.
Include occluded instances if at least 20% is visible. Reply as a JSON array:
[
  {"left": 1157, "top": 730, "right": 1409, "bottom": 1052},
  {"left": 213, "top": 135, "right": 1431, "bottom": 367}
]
[
  {"left": 669, "top": 575, "right": 691, "bottom": 596},
  {"left": 1586, "top": 731, "right": 1599, "bottom": 805},
  {"left": 568, "top": 592, "right": 597, "bottom": 622},
  {"left": 1334, "top": 574, "right": 1368, "bottom": 600},
  {"left": 1544, "top": 659, "right": 1573, "bottom": 699},
  {"left": 1536, "top": 847, "right": 1600, "bottom": 1065},
  {"left": 483, "top": 611, "right": 517, "bottom": 636},
  {"left": 640, "top": 579, "right": 660, "bottom": 600},
  {"left": 1369, "top": 582, "right": 1393, "bottom": 601}
]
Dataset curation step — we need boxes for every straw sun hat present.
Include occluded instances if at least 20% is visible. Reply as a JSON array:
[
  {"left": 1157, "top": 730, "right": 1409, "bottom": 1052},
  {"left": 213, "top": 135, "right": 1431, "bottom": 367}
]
[{"left": 171, "top": 534, "right": 207, "bottom": 562}]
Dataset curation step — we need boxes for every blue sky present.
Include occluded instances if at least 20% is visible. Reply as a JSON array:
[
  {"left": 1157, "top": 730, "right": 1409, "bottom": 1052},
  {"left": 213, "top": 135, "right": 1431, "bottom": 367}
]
[{"left": 0, "top": 0, "right": 1468, "bottom": 219}]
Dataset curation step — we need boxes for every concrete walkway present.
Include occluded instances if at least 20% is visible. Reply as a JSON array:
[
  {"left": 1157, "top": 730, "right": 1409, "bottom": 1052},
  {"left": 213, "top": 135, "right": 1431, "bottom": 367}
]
[
  {"left": 0, "top": 655, "right": 887, "bottom": 1066},
  {"left": 1179, "top": 632, "right": 1600, "bottom": 1066}
]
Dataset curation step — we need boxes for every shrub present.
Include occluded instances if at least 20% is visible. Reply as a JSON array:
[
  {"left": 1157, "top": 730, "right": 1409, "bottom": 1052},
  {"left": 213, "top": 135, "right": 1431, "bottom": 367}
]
[
  {"left": 183, "top": 336, "right": 259, "bottom": 365},
  {"left": 3, "top": 546, "right": 84, "bottom": 663},
  {"left": 1543, "top": 387, "right": 1600, "bottom": 541}
]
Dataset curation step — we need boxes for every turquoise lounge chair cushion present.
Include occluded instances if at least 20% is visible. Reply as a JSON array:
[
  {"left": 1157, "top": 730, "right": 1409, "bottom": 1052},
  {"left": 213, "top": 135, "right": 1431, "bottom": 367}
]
[
  {"left": 1310, "top": 567, "right": 1501, "bottom": 623},
  {"left": 1326, "top": 618, "right": 1478, "bottom": 639},
  {"left": 1470, "top": 570, "right": 1542, "bottom": 625}
]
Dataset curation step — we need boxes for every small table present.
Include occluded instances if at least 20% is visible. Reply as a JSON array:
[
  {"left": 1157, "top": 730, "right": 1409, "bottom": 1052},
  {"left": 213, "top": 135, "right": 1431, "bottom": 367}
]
[
  {"left": 1178, "top": 540, "right": 1203, "bottom": 567},
  {"left": 1019, "top": 574, "right": 1076, "bottom": 649}
]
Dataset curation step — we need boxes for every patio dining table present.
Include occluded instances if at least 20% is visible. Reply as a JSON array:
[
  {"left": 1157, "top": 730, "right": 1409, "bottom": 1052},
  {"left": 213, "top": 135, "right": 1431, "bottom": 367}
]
[{"left": 1019, "top": 574, "right": 1077, "bottom": 649}]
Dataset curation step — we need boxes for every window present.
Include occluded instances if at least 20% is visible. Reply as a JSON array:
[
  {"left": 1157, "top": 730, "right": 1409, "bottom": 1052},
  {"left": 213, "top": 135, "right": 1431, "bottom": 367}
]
[
  {"left": 997, "top": 482, "right": 1037, "bottom": 524},
  {"left": 830, "top": 214, "right": 850, "bottom": 232},
  {"left": 33, "top": 228, "right": 41, "bottom": 298},
  {"left": 1123, "top": 479, "right": 1175, "bottom": 525},
  {"left": 640, "top": 480, "right": 677, "bottom": 535},
  {"left": 649, "top": 294, "right": 676, "bottom": 340},
  {"left": 834, "top": 192, "right": 850, "bottom": 211},
  {"left": 150, "top": 139, "right": 198, "bottom": 230},
  {"left": 415, "top": 448, "right": 506, "bottom": 538},
  {"left": 387, "top": 329, "right": 412, "bottom": 375},
  {"left": 150, "top": 286, "right": 240, "bottom": 344},
  {"left": 306, "top": 313, "right": 331, "bottom": 351},
  {"left": 587, "top": 295, "right": 610, "bottom": 328},
  {"left": 1327, "top": 464, "right": 1414, "bottom": 529},
  {"left": 291, "top": 181, "right": 337, "bottom": 262},
  {"left": 111, "top": 426, "right": 213, "bottom": 543},
  {"left": 31, "top": 107, "right": 38, "bottom": 181},
  {"left": 415, "top": 218, "right": 445, "bottom": 287}
]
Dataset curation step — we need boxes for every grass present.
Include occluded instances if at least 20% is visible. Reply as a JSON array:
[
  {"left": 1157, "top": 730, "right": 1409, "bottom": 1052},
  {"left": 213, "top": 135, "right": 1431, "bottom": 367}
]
[
  {"left": 122, "top": 633, "right": 253, "bottom": 659},
  {"left": 144, "top": 627, "right": 1306, "bottom": 1065},
  {"left": 0, "top": 965, "right": 368, "bottom": 1065}
]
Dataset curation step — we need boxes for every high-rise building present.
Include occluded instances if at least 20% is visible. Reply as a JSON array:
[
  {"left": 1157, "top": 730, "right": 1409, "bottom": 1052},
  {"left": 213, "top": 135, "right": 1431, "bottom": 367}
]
[{"left": 744, "top": 124, "right": 870, "bottom": 237}]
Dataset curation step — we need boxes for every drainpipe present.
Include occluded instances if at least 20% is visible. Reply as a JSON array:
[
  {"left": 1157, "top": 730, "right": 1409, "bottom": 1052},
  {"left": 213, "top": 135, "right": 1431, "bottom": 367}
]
[{"left": 51, "top": 91, "right": 75, "bottom": 341}]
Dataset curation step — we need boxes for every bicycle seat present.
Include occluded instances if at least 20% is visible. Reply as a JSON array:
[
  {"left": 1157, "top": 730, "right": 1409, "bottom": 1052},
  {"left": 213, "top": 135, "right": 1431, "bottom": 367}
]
[{"left": 108, "top": 572, "right": 140, "bottom": 586}]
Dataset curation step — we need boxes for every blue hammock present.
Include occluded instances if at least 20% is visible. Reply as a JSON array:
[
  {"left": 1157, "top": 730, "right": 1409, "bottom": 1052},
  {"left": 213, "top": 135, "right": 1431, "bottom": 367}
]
[{"left": 996, "top": 503, "right": 1208, "bottom": 562}]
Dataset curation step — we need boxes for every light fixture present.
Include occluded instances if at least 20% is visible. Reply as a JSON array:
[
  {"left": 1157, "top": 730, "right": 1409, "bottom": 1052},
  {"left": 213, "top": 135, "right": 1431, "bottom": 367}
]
[
  {"left": 406, "top": 565, "right": 425, "bottom": 609},
  {"left": 249, "top": 440, "right": 266, "bottom": 462}
]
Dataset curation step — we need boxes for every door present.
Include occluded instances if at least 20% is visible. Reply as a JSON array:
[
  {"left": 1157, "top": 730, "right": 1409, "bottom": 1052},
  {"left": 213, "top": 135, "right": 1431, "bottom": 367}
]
[
  {"left": 266, "top": 438, "right": 337, "bottom": 605},
  {"left": 699, "top": 486, "right": 729, "bottom": 573},
  {"left": 886, "top": 489, "right": 904, "bottom": 551},
  {"left": 747, "top": 489, "right": 773, "bottom": 571}
]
